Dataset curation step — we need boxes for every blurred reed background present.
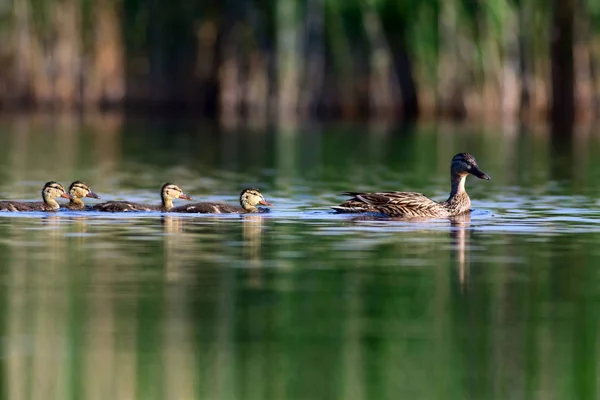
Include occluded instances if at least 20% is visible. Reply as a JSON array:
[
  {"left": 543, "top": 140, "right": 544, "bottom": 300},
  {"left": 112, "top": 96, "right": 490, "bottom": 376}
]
[{"left": 0, "top": 0, "right": 592, "bottom": 124}]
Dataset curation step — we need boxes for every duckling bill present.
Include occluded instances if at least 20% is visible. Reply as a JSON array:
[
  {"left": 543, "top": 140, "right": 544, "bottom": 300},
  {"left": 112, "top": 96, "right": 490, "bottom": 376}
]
[{"left": 332, "top": 153, "right": 490, "bottom": 218}]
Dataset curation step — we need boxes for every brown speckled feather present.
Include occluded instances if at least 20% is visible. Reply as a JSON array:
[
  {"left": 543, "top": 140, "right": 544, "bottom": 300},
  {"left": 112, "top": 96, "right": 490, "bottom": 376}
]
[
  {"left": 170, "top": 188, "right": 272, "bottom": 214},
  {"left": 170, "top": 202, "right": 232, "bottom": 213},
  {"left": 171, "top": 202, "right": 269, "bottom": 214},
  {"left": 333, "top": 191, "right": 451, "bottom": 218},
  {"left": 0, "top": 201, "right": 56, "bottom": 212},
  {"left": 93, "top": 201, "right": 166, "bottom": 212}
]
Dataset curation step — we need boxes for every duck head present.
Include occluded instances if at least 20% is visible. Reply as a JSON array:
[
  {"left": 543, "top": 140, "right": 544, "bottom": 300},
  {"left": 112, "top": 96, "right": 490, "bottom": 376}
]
[
  {"left": 69, "top": 181, "right": 100, "bottom": 200},
  {"left": 161, "top": 183, "right": 192, "bottom": 209},
  {"left": 42, "top": 181, "right": 70, "bottom": 210},
  {"left": 240, "top": 188, "right": 272, "bottom": 212},
  {"left": 42, "top": 181, "right": 70, "bottom": 201},
  {"left": 451, "top": 153, "right": 490, "bottom": 180}
]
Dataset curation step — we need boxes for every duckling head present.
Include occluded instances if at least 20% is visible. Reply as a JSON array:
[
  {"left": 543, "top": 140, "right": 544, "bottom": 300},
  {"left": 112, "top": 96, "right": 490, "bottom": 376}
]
[
  {"left": 42, "top": 181, "right": 70, "bottom": 209},
  {"left": 69, "top": 181, "right": 100, "bottom": 200},
  {"left": 161, "top": 183, "right": 192, "bottom": 209},
  {"left": 240, "top": 188, "right": 272, "bottom": 212},
  {"left": 451, "top": 153, "right": 490, "bottom": 180}
]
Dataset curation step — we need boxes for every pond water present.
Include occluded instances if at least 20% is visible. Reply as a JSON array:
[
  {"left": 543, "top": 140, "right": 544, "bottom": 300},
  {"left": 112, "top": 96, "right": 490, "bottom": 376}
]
[{"left": 0, "top": 116, "right": 599, "bottom": 399}]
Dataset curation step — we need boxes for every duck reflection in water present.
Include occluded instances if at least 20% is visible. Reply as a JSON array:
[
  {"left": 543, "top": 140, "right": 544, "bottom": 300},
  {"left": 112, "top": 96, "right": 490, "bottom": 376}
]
[
  {"left": 161, "top": 215, "right": 190, "bottom": 282},
  {"left": 161, "top": 215, "right": 185, "bottom": 234},
  {"left": 449, "top": 213, "right": 471, "bottom": 290},
  {"left": 346, "top": 212, "right": 472, "bottom": 289},
  {"left": 242, "top": 215, "right": 265, "bottom": 287}
]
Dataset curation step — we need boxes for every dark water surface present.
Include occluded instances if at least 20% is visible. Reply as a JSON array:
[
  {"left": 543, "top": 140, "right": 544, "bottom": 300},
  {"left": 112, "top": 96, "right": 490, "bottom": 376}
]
[{"left": 0, "top": 116, "right": 599, "bottom": 399}]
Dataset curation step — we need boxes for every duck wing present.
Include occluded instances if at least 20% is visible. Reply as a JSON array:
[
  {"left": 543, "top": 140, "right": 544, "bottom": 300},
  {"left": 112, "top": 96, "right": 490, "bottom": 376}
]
[
  {"left": 171, "top": 202, "right": 243, "bottom": 214},
  {"left": 93, "top": 201, "right": 158, "bottom": 212},
  {"left": 356, "top": 191, "right": 432, "bottom": 205},
  {"left": 0, "top": 201, "right": 46, "bottom": 212},
  {"left": 214, "top": 203, "right": 245, "bottom": 213},
  {"left": 334, "top": 191, "right": 441, "bottom": 217},
  {"left": 332, "top": 191, "right": 403, "bottom": 212},
  {"left": 332, "top": 192, "right": 386, "bottom": 213}
]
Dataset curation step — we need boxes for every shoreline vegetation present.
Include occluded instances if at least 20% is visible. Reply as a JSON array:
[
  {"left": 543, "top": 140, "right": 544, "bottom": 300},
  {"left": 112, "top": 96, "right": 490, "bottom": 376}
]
[{"left": 1, "top": 0, "right": 592, "bottom": 125}]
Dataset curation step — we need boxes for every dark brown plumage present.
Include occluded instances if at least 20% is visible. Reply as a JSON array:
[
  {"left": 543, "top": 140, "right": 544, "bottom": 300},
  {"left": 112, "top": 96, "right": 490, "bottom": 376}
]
[
  {"left": 0, "top": 181, "right": 70, "bottom": 212},
  {"left": 93, "top": 183, "right": 191, "bottom": 212},
  {"left": 170, "top": 188, "right": 272, "bottom": 214},
  {"left": 332, "top": 153, "right": 490, "bottom": 218}
]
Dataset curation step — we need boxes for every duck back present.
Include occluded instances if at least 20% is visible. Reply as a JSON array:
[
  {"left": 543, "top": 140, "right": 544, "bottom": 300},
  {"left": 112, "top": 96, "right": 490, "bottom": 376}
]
[
  {"left": 0, "top": 201, "right": 55, "bottom": 212},
  {"left": 93, "top": 201, "right": 163, "bottom": 212},
  {"left": 170, "top": 202, "right": 237, "bottom": 213}
]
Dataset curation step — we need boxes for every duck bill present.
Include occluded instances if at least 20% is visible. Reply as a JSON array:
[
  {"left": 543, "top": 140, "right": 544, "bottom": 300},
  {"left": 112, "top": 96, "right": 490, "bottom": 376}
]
[
  {"left": 472, "top": 166, "right": 491, "bottom": 180},
  {"left": 179, "top": 193, "right": 193, "bottom": 200},
  {"left": 86, "top": 192, "right": 100, "bottom": 199},
  {"left": 259, "top": 199, "right": 273, "bottom": 206},
  {"left": 61, "top": 193, "right": 71, "bottom": 199}
]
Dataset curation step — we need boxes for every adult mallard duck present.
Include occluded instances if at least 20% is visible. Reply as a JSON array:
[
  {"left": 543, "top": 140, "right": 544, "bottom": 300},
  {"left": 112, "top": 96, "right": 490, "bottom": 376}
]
[
  {"left": 332, "top": 153, "right": 490, "bottom": 218},
  {"left": 64, "top": 181, "right": 100, "bottom": 210},
  {"left": 93, "top": 183, "right": 192, "bottom": 212},
  {"left": 170, "top": 188, "right": 272, "bottom": 214},
  {"left": 0, "top": 181, "right": 70, "bottom": 211}
]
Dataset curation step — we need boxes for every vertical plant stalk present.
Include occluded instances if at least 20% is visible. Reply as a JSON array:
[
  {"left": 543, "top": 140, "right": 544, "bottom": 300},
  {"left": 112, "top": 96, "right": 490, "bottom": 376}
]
[
  {"left": 479, "top": 0, "right": 503, "bottom": 119},
  {"left": 437, "top": 0, "right": 465, "bottom": 118},
  {"left": 589, "top": 39, "right": 600, "bottom": 115},
  {"left": 502, "top": 5, "right": 520, "bottom": 119},
  {"left": 85, "top": 2, "right": 125, "bottom": 108},
  {"left": 360, "top": 0, "right": 397, "bottom": 116},
  {"left": 53, "top": 0, "right": 82, "bottom": 108},
  {"left": 12, "top": 0, "right": 32, "bottom": 106},
  {"left": 518, "top": 2, "right": 532, "bottom": 117},
  {"left": 219, "top": 25, "right": 242, "bottom": 125},
  {"left": 300, "top": 0, "right": 325, "bottom": 116},
  {"left": 573, "top": 0, "right": 592, "bottom": 121},
  {"left": 14, "top": 0, "right": 54, "bottom": 107},
  {"left": 550, "top": 0, "right": 576, "bottom": 127},
  {"left": 276, "top": 0, "right": 302, "bottom": 122},
  {"left": 243, "top": 2, "right": 269, "bottom": 124},
  {"left": 324, "top": 0, "right": 354, "bottom": 117}
]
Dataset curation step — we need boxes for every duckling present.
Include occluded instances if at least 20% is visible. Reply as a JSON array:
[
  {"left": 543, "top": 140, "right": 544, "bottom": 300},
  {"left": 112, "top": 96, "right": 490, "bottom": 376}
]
[
  {"left": 64, "top": 181, "right": 100, "bottom": 210},
  {"left": 0, "top": 181, "right": 70, "bottom": 211},
  {"left": 93, "top": 183, "right": 191, "bottom": 212},
  {"left": 332, "top": 153, "right": 490, "bottom": 218},
  {"left": 170, "top": 188, "right": 272, "bottom": 214}
]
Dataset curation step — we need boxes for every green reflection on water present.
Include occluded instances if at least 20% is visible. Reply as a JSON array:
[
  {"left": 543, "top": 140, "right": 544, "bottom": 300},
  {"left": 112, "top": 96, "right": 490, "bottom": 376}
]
[{"left": 0, "top": 117, "right": 598, "bottom": 399}]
